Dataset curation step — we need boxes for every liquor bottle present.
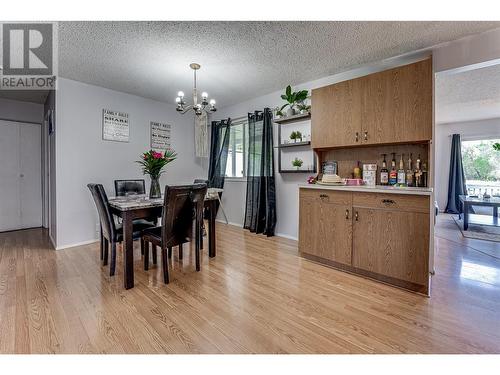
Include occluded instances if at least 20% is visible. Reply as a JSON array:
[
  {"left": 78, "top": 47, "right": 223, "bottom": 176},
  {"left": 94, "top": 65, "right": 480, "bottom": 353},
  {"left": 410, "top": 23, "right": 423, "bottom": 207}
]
[
  {"left": 397, "top": 154, "right": 406, "bottom": 186},
  {"left": 389, "top": 153, "right": 398, "bottom": 186},
  {"left": 414, "top": 154, "right": 422, "bottom": 187},
  {"left": 353, "top": 161, "right": 361, "bottom": 179},
  {"left": 421, "top": 162, "right": 428, "bottom": 188},
  {"left": 406, "top": 153, "right": 414, "bottom": 187},
  {"left": 380, "top": 154, "right": 389, "bottom": 186}
]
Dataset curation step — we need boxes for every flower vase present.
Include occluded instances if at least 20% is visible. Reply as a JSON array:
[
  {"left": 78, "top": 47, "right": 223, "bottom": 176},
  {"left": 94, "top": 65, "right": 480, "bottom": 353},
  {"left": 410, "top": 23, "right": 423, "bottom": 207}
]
[{"left": 149, "top": 176, "right": 161, "bottom": 199}]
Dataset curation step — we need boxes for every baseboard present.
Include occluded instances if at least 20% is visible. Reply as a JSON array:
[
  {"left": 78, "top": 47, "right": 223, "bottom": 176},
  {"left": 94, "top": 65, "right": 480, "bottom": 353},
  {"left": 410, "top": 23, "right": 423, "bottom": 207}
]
[
  {"left": 56, "top": 238, "right": 99, "bottom": 250},
  {"left": 216, "top": 219, "right": 243, "bottom": 227},
  {"left": 275, "top": 232, "right": 298, "bottom": 241},
  {"left": 49, "top": 233, "right": 57, "bottom": 249},
  {"left": 215, "top": 219, "right": 298, "bottom": 241}
]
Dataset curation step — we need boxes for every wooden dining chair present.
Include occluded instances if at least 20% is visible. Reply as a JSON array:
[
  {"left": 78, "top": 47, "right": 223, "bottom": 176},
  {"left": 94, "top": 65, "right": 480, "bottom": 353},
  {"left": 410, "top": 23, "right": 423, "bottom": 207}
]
[
  {"left": 114, "top": 179, "right": 158, "bottom": 249},
  {"left": 114, "top": 179, "right": 146, "bottom": 196},
  {"left": 142, "top": 184, "right": 207, "bottom": 283},
  {"left": 87, "top": 183, "right": 155, "bottom": 276}
]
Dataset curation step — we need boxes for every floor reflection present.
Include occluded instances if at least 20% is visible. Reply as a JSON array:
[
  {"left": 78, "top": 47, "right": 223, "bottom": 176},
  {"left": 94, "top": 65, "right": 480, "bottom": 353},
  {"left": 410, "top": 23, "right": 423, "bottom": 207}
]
[{"left": 460, "top": 260, "right": 500, "bottom": 285}]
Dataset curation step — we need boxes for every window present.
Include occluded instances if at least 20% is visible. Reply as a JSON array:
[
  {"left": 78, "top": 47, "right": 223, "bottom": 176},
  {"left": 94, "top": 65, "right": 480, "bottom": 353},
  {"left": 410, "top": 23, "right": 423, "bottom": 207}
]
[
  {"left": 225, "top": 119, "right": 247, "bottom": 178},
  {"left": 462, "top": 138, "right": 500, "bottom": 195}
]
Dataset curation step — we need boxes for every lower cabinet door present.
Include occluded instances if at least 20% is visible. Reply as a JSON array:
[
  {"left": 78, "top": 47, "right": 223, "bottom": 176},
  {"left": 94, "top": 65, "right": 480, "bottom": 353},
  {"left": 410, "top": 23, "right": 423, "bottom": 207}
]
[
  {"left": 299, "top": 196, "right": 316, "bottom": 255},
  {"left": 300, "top": 199, "right": 353, "bottom": 266},
  {"left": 352, "top": 208, "right": 429, "bottom": 285}
]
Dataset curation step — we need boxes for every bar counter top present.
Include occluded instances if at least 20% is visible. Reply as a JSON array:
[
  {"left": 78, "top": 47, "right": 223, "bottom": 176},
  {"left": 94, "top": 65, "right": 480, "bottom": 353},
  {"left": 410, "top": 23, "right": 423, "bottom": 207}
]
[{"left": 299, "top": 184, "right": 433, "bottom": 196}]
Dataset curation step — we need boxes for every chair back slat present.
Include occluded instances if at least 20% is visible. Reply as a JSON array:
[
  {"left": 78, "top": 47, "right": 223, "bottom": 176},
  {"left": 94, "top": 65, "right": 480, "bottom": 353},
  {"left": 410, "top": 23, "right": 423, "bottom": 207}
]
[
  {"left": 161, "top": 185, "right": 194, "bottom": 247},
  {"left": 114, "top": 179, "right": 146, "bottom": 196},
  {"left": 87, "top": 183, "right": 116, "bottom": 240}
]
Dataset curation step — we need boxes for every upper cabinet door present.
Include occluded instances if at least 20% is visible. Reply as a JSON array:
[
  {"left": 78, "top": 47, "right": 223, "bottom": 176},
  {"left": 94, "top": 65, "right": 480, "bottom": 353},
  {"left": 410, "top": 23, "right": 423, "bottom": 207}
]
[
  {"left": 311, "top": 78, "right": 362, "bottom": 148},
  {"left": 361, "top": 59, "right": 432, "bottom": 145}
]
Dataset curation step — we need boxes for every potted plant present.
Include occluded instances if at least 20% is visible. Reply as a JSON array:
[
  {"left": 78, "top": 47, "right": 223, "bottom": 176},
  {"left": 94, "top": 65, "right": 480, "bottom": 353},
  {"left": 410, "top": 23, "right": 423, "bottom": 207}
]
[
  {"left": 280, "top": 85, "right": 308, "bottom": 117},
  {"left": 292, "top": 157, "right": 304, "bottom": 170},
  {"left": 290, "top": 131, "right": 297, "bottom": 143},
  {"left": 297, "top": 103, "right": 311, "bottom": 115},
  {"left": 136, "top": 149, "right": 177, "bottom": 198}
]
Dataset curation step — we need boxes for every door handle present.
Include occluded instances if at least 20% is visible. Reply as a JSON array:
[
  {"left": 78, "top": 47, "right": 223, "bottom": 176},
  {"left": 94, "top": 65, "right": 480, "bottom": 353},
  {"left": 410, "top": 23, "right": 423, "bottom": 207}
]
[
  {"left": 345, "top": 209, "right": 349, "bottom": 220},
  {"left": 355, "top": 211, "right": 359, "bottom": 221},
  {"left": 364, "top": 131, "right": 368, "bottom": 141},
  {"left": 355, "top": 132, "right": 359, "bottom": 142}
]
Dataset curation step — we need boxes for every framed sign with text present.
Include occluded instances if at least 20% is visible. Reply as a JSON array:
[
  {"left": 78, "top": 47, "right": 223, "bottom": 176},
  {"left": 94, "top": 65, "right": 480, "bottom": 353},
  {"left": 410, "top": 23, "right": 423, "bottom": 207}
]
[
  {"left": 102, "top": 109, "right": 129, "bottom": 142},
  {"left": 150, "top": 121, "right": 171, "bottom": 151}
]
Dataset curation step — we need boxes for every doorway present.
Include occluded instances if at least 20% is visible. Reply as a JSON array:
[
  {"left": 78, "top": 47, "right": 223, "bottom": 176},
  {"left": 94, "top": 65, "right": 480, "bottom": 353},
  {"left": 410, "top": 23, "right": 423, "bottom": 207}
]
[{"left": 0, "top": 119, "right": 43, "bottom": 232}]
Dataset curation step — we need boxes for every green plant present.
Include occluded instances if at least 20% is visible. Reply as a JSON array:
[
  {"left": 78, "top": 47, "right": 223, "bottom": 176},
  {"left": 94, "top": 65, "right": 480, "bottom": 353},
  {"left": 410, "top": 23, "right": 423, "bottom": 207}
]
[
  {"left": 289, "top": 131, "right": 303, "bottom": 141},
  {"left": 297, "top": 103, "right": 311, "bottom": 113},
  {"left": 493, "top": 143, "right": 500, "bottom": 151},
  {"left": 292, "top": 157, "right": 303, "bottom": 168},
  {"left": 280, "top": 85, "right": 309, "bottom": 112},
  {"left": 136, "top": 149, "right": 178, "bottom": 178}
]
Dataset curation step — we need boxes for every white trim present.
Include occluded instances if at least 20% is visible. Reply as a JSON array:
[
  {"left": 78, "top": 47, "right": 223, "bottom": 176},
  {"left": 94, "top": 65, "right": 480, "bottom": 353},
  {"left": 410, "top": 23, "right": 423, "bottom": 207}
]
[
  {"left": 216, "top": 219, "right": 243, "bottom": 227},
  {"left": 56, "top": 238, "right": 99, "bottom": 250},
  {"left": 49, "top": 233, "right": 57, "bottom": 249},
  {"left": 215, "top": 219, "right": 298, "bottom": 241},
  {"left": 275, "top": 232, "right": 298, "bottom": 241}
]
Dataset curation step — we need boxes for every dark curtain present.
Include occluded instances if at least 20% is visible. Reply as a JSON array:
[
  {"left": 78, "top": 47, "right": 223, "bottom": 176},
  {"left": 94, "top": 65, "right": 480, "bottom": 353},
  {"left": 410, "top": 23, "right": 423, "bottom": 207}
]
[
  {"left": 208, "top": 119, "right": 231, "bottom": 189},
  {"left": 445, "top": 134, "right": 467, "bottom": 214},
  {"left": 243, "top": 108, "right": 277, "bottom": 236}
]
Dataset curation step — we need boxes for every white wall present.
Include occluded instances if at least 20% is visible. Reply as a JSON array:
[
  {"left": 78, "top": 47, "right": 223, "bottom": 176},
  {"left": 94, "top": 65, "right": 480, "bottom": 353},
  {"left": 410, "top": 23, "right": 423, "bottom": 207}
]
[
  {"left": 0, "top": 97, "right": 44, "bottom": 124},
  {"left": 435, "top": 118, "right": 500, "bottom": 211},
  {"left": 215, "top": 53, "right": 432, "bottom": 240},
  {"left": 434, "top": 28, "right": 500, "bottom": 74},
  {"left": 55, "top": 78, "right": 206, "bottom": 249}
]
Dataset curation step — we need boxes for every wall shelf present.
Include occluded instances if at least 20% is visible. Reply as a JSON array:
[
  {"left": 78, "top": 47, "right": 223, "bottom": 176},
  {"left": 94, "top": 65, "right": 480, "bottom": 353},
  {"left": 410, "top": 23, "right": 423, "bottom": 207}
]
[
  {"left": 273, "top": 112, "right": 311, "bottom": 124},
  {"left": 275, "top": 113, "right": 317, "bottom": 174},
  {"left": 279, "top": 141, "right": 311, "bottom": 148},
  {"left": 280, "top": 169, "right": 316, "bottom": 174}
]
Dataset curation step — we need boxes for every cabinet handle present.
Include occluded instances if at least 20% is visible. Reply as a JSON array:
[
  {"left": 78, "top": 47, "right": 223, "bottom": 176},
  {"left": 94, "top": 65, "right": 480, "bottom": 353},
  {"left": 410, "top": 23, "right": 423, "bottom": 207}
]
[
  {"left": 364, "top": 131, "right": 368, "bottom": 141},
  {"left": 355, "top": 211, "right": 359, "bottom": 221},
  {"left": 382, "top": 199, "right": 395, "bottom": 205},
  {"left": 355, "top": 132, "right": 359, "bottom": 142},
  {"left": 319, "top": 194, "right": 328, "bottom": 199},
  {"left": 345, "top": 209, "right": 349, "bottom": 220}
]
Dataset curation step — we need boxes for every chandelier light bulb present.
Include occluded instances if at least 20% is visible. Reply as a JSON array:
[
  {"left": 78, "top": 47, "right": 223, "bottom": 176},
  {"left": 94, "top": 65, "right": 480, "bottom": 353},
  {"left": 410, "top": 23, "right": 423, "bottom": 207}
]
[{"left": 176, "top": 63, "right": 218, "bottom": 116}]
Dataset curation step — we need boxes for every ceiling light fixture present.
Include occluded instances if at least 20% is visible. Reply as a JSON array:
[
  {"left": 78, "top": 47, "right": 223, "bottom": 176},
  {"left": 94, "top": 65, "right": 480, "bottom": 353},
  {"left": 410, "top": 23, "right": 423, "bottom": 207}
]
[{"left": 176, "top": 63, "right": 217, "bottom": 116}]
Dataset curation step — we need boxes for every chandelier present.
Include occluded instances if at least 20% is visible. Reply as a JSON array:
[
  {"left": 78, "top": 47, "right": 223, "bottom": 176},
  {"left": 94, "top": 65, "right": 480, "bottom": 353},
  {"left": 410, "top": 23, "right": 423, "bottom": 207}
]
[{"left": 175, "top": 63, "right": 217, "bottom": 116}]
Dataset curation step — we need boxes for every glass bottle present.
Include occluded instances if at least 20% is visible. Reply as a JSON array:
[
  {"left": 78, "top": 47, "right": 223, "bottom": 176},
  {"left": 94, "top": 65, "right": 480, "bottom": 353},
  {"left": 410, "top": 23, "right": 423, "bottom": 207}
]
[
  {"left": 380, "top": 154, "right": 389, "bottom": 186},
  {"left": 389, "top": 152, "right": 398, "bottom": 186},
  {"left": 406, "top": 153, "right": 414, "bottom": 187}
]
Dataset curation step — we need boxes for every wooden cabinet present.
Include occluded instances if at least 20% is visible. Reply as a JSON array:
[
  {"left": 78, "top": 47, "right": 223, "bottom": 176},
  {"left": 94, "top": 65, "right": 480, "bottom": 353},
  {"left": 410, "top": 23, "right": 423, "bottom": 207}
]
[
  {"left": 311, "top": 58, "right": 432, "bottom": 149},
  {"left": 361, "top": 59, "right": 432, "bottom": 145},
  {"left": 299, "top": 188, "right": 431, "bottom": 293},
  {"left": 311, "top": 78, "right": 362, "bottom": 148},
  {"left": 299, "top": 190, "right": 353, "bottom": 265}
]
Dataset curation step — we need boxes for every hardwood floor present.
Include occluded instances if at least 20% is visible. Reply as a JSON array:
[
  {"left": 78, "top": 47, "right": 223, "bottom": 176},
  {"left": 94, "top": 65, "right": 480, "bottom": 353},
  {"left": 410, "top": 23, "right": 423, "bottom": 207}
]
[{"left": 1, "top": 215, "right": 500, "bottom": 354}]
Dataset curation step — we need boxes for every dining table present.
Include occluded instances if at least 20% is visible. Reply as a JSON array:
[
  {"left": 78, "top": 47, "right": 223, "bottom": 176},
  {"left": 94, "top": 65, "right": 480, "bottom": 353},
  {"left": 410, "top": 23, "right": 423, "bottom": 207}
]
[{"left": 108, "top": 192, "right": 219, "bottom": 289}]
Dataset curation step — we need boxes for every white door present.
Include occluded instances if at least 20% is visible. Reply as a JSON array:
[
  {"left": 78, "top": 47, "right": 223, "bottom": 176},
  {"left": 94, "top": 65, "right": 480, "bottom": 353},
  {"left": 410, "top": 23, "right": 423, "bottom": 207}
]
[{"left": 0, "top": 120, "right": 42, "bottom": 232}]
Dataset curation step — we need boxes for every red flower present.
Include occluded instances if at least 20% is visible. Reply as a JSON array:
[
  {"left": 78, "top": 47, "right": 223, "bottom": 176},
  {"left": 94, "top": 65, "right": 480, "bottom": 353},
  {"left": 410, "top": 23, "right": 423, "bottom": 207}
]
[{"left": 152, "top": 151, "right": 163, "bottom": 159}]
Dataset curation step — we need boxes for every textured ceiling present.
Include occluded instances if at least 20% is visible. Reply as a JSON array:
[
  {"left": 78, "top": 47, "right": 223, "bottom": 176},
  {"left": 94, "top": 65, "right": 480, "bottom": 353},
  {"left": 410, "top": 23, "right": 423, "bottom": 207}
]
[
  {"left": 56, "top": 21, "right": 500, "bottom": 108},
  {"left": 436, "top": 64, "right": 500, "bottom": 124}
]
